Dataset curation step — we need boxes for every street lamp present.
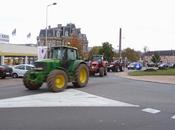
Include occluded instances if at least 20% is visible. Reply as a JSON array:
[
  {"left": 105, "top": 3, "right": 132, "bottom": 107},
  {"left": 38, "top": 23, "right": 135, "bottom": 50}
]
[{"left": 45, "top": 2, "right": 57, "bottom": 54}]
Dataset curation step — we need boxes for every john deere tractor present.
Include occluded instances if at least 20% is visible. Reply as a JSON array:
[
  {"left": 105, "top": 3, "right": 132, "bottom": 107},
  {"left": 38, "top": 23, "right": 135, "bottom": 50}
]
[{"left": 23, "top": 46, "right": 89, "bottom": 92}]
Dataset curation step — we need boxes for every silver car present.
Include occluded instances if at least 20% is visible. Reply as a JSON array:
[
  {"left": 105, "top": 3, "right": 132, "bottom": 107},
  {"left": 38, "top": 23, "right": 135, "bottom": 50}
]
[{"left": 12, "top": 64, "right": 34, "bottom": 78}]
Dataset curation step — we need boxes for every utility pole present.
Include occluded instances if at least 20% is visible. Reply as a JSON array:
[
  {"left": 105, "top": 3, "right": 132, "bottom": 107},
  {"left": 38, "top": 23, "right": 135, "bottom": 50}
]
[{"left": 119, "top": 28, "right": 122, "bottom": 61}]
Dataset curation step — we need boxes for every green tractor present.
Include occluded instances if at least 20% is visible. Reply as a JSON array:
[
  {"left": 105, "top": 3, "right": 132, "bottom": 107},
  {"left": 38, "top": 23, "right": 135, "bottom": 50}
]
[{"left": 23, "top": 46, "right": 89, "bottom": 92}]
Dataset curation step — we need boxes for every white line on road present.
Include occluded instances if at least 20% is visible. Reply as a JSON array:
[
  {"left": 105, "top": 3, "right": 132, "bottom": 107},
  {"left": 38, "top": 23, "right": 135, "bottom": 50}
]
[
  {"left": 0, "top": 89, "right": 139, "bottom": 108},
  {"left": 171, "top": 115, "right": 175, "bottom": 119},
  {"left": 142, "top": 108, "right": 161, "bottom": 114}
]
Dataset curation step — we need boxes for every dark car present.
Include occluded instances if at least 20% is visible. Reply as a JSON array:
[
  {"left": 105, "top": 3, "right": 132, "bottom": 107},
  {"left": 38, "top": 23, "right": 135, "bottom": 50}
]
[{"left": 0, "top": 65, "right": 13, "bottom": 79}]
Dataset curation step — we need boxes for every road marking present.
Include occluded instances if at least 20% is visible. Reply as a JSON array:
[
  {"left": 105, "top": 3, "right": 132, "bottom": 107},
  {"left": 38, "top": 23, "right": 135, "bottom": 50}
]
[
  {"left": 142, "top": 108, "right": 161, "bottom": 114},
  {"left": 0, "top": 89, "right": 139, "bottom": 108},
  {"left": 171, "top": 115, "right": 175, "bottom": 119}
]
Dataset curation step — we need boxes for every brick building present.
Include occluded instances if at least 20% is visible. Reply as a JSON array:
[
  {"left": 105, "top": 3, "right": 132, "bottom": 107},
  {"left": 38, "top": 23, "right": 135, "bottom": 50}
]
[
  {"left": 37, "top": 23, "right": 88, "bottom": 54},
  {"left": 143, "top": 50, "right": 175, "bottom": 63}
]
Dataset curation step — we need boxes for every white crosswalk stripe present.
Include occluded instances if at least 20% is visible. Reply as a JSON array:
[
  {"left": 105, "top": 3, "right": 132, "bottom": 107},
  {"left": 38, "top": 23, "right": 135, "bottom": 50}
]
[
  {"left": 142, "top": 108, "right": 161, "bottom": 114},
  {"left": 171, "top": 115, "right": 175, "bottom": 119},
  {"left": 0, "top": 89, "right": 139, "bottom": 108}
]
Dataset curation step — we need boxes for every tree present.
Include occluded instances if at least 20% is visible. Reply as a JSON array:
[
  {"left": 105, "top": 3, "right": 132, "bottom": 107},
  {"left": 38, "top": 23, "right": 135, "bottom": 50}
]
[
  {"left": 151, "top": 53, "right": 161, "bottom": 64},
  {"left": 100, "top": 42, "right": 114, "bottom": 61},
  {"left": 122, "top": 48, "right": 140, "bottom": 62},
  {"left": 88, "top": 46, "right": 102, "bottom": 60},
  {"left": 143, "top": 46, "right": 149, "bottom": 53},
  {"left": 67, "top": 35, "right": 83, "bottom": 57}
]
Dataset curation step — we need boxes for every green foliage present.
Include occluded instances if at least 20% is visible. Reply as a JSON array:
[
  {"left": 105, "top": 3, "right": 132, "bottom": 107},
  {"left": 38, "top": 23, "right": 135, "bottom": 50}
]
[
  {"left": 122, "top": 48, "right": 140, "bottom": 62},
  {"left": 100, "top": 42, "right": 114, "bottom": 61},
  {"left": 129, "top": 68, "right": 175, "bottom": 76},
  {"left": 151, "top": 53, "right": 161, "bottom": 64},
  {"left": 88, "top": 42, "right": 114, "bottom": 61},
  {"left": 88, "top": 46, "right": 102, "bottom": 60}
]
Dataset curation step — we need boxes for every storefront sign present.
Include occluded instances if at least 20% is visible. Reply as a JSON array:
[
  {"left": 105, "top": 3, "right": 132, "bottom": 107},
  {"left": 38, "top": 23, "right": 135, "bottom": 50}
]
[{"left": 0, "top": 33, "right": 9, "bottom": 43}]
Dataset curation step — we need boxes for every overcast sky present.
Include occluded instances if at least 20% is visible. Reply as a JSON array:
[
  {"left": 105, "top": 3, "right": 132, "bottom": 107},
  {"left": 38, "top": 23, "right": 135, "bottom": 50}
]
[{"left": 1, "top": 0, "right": 175, "bottom": 51}]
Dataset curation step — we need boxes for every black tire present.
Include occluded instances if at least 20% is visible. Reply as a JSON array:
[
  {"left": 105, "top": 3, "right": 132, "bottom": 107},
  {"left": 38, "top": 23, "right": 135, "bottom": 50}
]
[
  {"left": 0, "top": 73, "right": 6, "bottom": 79},
  {"left": 90, "top": 72, "right": 95, "bottom": 76},
  {"left": 47, "top": 70, "right": 68, "bottom": 92},
  {"left": 73, "top": 64, "right": 89, "bottom": 88},
  {"left": 115, "top": 66, "right": 118, "bottom": 72},
  {"left": 119, "top": 66, "right": 123, "bottom": 72},
  {"left": 104, "top": 67, "right": 107, "bottom": 76},
  {"left": 1, "top": 75, "right": 6, "bottom": 79},
  {"left": 23, "top": 71, "right": 43, "bottom": 90},
  {"left": 99, "top": 67, "right": 104, "bottom": 77},
  {"left": 12, "top": 73, "right": 18, "bottom": 78}
]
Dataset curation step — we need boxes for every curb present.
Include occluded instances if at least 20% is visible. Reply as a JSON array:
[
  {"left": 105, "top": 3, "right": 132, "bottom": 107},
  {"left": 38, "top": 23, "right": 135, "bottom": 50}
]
[{"left": 115, "top": 72, "right": 175, "bottom": 85}]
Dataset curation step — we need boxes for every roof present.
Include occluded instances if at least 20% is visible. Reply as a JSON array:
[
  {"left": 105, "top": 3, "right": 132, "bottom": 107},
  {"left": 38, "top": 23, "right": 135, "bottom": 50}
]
[
  {"left": 144, "top": 50, "right": 175, "bottom": 56},
  {"left": 0, "top": 43, "right": 37, "bottom": 56},
  {"left": 51, "top": 45, "right": 77, "bottom": 50}
]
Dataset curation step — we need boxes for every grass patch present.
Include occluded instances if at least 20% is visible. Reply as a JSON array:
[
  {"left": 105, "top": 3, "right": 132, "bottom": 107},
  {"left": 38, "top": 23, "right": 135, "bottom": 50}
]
[{"left": 128, "top": 68, "right": 175, "bottom": 76}]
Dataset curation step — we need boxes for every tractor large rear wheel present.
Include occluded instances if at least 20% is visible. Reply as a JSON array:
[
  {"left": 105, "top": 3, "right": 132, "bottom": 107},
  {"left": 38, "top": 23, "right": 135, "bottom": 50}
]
[
  {"left": 73, "top": 64, "right": 89, "bottom": 88},
  {"left": 99, "top": 67, "right": 104, "bottom": 77},
  {"left": 23, "top": 71, "right": 43, "bottom": 90},
  {"left": 47, "top": 70, "right": 68, "bottom": 92}
]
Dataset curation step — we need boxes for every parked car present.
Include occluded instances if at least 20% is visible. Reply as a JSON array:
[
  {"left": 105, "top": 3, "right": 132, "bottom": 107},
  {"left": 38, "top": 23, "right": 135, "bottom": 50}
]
[
  {"left": 168, "top": 63, "right": 175, "bottom": 68},
  {"left": 11, "top": 64, "right": 34, "bottom": 78},
  {"left": 0, "top": 65, "right": 13, "bottom": 79},
  {"left": 158, "top": 63, "right": 169, "bottom": 69},
  {"left": 147, "top": 62, "right": 155, "bottom": 67}
]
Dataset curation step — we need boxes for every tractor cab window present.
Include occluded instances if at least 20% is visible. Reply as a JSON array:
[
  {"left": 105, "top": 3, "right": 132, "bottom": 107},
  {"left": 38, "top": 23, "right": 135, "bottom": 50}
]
[
  {"left": 52, "top": 48, "right": 66, "bottom": 60},
  {"left": 67, "top": 49, "right": 77, "bottom": 60},
  {"left": 92, "top": 55, "right": 103, "bottom": 61}
]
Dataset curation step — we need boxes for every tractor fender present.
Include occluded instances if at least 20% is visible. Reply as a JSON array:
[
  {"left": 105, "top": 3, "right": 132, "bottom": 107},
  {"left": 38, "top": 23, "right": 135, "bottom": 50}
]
[
  {"left": 55, "top": 67, "right": 67, "bottom": 73},
  {"left": 71, "top": 60, "right": 87, "bottom": 73}
]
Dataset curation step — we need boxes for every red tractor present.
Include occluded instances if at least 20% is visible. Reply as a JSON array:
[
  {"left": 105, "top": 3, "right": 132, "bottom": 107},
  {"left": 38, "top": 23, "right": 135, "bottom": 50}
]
[{"left": 89, "top": 55, "right": 108, "bottom": 77}]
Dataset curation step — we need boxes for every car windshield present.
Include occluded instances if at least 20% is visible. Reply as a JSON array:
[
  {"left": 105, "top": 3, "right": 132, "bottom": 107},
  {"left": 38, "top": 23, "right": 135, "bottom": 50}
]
[{"left": 52, "top": 48, "right": 66, "bottom": 60}]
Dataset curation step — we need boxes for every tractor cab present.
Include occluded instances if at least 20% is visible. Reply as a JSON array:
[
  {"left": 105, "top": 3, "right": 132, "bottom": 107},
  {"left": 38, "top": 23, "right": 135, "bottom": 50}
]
[
  {"left": 50, "top": 46, "right": 79, "bottom": 70},
  {"left": 51, "top": 46, "right": 79, "bottom": 61}
]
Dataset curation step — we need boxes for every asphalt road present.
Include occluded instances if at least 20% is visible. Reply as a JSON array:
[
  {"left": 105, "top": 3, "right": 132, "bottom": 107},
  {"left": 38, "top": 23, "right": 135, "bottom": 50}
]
[{"left": 0, "top": 73, "right": 175, "bottom": 130}]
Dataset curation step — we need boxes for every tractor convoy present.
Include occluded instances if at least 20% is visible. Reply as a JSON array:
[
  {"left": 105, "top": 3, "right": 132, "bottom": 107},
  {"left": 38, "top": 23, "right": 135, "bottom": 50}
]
[{"left": 23, "top": 45, "right": 124, "bottom": 92}]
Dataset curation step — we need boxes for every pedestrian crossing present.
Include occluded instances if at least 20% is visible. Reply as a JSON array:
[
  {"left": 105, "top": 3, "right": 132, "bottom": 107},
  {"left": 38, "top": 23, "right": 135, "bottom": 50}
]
[{"left": 0, "top": 89, "right": 139, "bottom": 108}]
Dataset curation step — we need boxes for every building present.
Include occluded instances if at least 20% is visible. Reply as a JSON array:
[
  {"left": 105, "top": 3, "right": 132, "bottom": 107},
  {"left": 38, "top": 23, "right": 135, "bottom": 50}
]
[
  {"left": 0, "top": 33, "right": 9, "bottom": 43},
  {"left": 143, "top": 50, "right": 175, "bottom": 63},
  {"left": 0, "top": 43, "right": 37, "bottom": 65},
  {"left": 37, "top": 23, "right": 88, "bottom": 53}
]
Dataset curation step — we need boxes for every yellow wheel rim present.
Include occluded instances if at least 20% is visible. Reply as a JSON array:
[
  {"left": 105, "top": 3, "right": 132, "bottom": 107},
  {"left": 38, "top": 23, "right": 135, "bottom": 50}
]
[
  {"left": 55, "top": 75, "right": 65, "bottom": 89},
  {"left": 79, "top": 68, "right": 87, "bottom": 84}
]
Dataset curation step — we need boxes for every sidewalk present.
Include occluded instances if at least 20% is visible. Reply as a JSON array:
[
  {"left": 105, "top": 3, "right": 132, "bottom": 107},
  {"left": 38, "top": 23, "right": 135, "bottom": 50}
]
[{"left": 115, "top": 70, "right": 175, "bottom": 85}]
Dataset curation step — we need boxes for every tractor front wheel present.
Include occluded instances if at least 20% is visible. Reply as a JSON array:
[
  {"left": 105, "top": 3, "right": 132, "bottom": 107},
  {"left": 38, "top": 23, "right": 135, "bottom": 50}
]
[
  {"left": 99, "top": 67, "right": 104, "bottom": 77},
  {"left": 73, "top": 64, "right": 89, "bottom": 88},
  {"left": 47, "top": 70, "right": 68, "bottom": 92},
  {"left": 23, "top": 71, "right": 42, "bottom": 90}
]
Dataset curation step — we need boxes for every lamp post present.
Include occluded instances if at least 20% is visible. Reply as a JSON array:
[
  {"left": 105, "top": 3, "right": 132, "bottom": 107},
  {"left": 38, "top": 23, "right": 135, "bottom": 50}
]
[{"left": 45, "top": 2, "right": 57, "bottom": 56}]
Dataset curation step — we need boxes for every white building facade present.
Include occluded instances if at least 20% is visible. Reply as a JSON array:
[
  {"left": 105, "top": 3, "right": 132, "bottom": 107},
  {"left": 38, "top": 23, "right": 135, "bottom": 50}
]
[{"left": 0, "top": 43, "right": 37, "bottom": 65}]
